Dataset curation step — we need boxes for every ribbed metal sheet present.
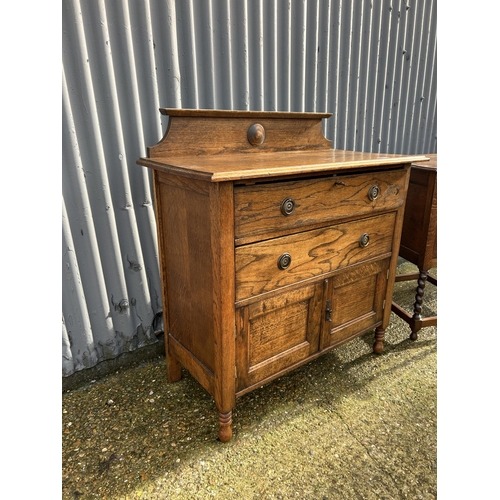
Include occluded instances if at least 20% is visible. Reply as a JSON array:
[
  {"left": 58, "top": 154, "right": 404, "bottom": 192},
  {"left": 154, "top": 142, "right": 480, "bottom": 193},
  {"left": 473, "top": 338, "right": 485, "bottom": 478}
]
[{"left": 62, "top": 0, "right": 437, "bottom": 376}]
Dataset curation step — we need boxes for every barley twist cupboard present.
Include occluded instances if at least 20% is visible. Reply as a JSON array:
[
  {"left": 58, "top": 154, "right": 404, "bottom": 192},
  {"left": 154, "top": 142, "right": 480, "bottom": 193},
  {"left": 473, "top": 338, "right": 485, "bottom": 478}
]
[{"left": 137, "top": 109, "right": 428, "bottom": 442}]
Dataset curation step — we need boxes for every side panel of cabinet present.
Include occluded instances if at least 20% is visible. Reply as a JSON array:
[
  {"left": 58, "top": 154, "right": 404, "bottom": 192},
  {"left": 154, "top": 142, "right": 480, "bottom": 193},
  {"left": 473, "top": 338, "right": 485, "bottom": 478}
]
[
  {"left": 423, "top": 174, "right": 437, "bottom": 270},
  {"left": 235, "top": 281, "right": 324, "bottom": 393},
  {"left": 155, "top": 173, "right": 217, "bottom": 393},
  {"left": 320, "top": 258, "right": 390, "bottom": 350},
  {"left": 399, "top": 168, "right": 437, "bottom": 270}
]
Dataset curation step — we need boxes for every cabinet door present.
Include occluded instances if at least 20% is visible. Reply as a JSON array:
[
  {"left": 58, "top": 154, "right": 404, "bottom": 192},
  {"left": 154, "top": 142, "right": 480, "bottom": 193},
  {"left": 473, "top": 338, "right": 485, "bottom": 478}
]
[
  {"left": 235, "top": 281, "right": 324, "bottom": 394},
  {"left": 320, "top": 258, "right": 390, "bottom": 351}
]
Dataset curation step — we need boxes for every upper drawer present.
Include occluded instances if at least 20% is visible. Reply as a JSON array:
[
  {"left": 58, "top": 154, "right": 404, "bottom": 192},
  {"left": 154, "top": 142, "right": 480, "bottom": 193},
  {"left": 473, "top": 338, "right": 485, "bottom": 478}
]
[
  {"left": 234, "top": 168, "right": 407, "bottom": 243},
  {"left": 235, "top": 211, "right": 396, "bottom": 302}
]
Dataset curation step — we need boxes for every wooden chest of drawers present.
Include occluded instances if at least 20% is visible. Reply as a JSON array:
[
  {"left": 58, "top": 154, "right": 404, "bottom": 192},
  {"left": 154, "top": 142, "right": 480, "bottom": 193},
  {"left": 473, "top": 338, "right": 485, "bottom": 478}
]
[{"left": 137, "top": 109, "right": 428, "bottom": 441}]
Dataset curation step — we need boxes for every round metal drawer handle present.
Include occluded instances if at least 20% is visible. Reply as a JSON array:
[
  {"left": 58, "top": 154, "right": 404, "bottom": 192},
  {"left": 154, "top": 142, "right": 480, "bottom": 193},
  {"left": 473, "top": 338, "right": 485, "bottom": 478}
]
[
  {"left": 359, "top": 233, "right": 370, "bottom": 248},
  {"left": 368, "top": 184, "right": 380, "bottom": 201},
  {"left": 280, "top": 197, "right": 295, "bottom": 216},
  {"left": 277, "top": 253, "right": 292, "bottom": 270}
]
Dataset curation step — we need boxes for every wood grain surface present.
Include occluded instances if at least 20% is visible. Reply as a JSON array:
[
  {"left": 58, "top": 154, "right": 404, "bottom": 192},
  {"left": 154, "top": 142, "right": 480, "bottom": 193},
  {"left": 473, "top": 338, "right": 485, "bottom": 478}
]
[
  {"left": 235, "top": 167, "right": 407, "bottom": 243},
  {"left": 141, "top": 109, "right": 424, "bottom": 441},
  {"left": 235, "top": 212, "right": 396, "bottom": 302},
  {"left": 139, "top": 149, "right": 428, "bottom": 182}
]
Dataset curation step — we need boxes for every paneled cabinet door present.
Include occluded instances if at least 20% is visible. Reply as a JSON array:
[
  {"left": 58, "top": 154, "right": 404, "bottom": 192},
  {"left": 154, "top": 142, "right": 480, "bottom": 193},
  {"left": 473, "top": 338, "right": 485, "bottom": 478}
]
[
  {"left": 320, "top": 258, "right": 390, "bottom": 351},
  {"left": 235, "top": 281, "right": 324, "bottom": 393}
]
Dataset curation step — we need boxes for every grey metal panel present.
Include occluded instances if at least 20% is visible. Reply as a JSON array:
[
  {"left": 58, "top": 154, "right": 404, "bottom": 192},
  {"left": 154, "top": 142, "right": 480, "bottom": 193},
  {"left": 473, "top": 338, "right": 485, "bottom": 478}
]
[
  {"left": 62, "top": 316, "right": 75, "bottom": 376},
  {"left": 63, "top": 0, "right": 161, "bottom": 376},
  {"left": 62, "top": 0, "right": 437, "bottom": 376}
]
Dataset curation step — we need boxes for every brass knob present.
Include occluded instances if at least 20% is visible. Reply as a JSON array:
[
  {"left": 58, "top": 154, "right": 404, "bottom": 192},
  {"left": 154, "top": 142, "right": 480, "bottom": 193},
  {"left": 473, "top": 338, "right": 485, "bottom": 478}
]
[
  {"left": 247, "top": 123, "right": 266, "bottom": 146},
  {"left": 359, "top": 233, "right": 370, "bottom": 248},
  {"left": 277, "top": 253, "right": 292, "bottom": 270},
  {"left": 280, "top": 197, "right": 295, "bottom": 216},
  {"left": 368, "top": 185, "right": 380, "bottom": 201}
]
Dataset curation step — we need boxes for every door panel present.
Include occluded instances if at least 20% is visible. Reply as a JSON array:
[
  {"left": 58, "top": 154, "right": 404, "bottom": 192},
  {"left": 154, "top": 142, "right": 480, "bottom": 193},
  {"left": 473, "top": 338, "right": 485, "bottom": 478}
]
[
  {"left": 236, "top": 281, "right": 324, "bottom": 392},
  {"left": 321, "top": 258, "right": 390, "bottom": 350}
]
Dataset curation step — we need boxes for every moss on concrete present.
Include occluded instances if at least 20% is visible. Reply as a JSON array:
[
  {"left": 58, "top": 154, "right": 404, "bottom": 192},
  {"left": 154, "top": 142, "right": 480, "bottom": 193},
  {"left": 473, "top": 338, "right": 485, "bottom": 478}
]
[{"left": 62, "top": 260, "right": 437, "bottom": 499}]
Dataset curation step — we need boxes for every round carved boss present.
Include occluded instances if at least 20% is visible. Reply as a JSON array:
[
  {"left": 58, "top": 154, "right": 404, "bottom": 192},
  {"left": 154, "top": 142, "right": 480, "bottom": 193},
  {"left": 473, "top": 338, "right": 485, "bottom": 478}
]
[
  {"left": 247, "top": 123, "right": 266, "bottom": 146},
  {"left": 277, "top": 253, "right": 292, "bottom": 270},
  {"left": 359, "top": 233, "right": 370, "bottom": 248},
  {"left": 368, "top": 184, "right": 380, "bottom": 201}
]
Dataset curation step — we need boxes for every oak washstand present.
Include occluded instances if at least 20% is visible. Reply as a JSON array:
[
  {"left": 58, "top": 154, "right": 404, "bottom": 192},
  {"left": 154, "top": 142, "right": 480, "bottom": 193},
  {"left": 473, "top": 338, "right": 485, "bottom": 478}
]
[{"left": 137, "top": 109, "right": 428, "bottom": 441}]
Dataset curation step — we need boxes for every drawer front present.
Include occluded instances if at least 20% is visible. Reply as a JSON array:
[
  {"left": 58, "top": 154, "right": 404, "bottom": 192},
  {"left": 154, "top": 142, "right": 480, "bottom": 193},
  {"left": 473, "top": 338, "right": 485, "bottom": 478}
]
[
  {"left": 235, "top": 211, "right": 396, "bottom": 302},
  {"left": 234, "top": 168, "right": 407, "bottom": 242}
]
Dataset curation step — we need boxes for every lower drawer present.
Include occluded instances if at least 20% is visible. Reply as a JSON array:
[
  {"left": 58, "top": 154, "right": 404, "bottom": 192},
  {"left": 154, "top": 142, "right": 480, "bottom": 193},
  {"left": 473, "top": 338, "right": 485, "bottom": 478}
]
[{"left": 235, "top": 211, "right": 396, "bottom": 302}]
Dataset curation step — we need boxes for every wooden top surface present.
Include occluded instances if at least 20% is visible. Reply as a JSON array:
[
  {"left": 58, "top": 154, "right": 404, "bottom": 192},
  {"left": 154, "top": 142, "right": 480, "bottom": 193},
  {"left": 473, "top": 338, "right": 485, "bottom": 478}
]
[
  {"left": 138, "top": 109, "right": 429, "bottom": 181},
  {"left": 411, "top": 154, "right": 437, "bottom": 170},
  {"left": 160, "top": 108, "right": 332, "bottom": 120},
  {"left": 138, "top": 149, "right": 429, "bottom": 182}
]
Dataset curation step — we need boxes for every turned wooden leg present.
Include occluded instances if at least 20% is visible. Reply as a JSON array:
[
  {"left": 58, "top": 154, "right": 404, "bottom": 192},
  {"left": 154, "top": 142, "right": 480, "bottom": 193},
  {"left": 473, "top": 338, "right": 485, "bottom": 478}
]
[
  {"left": 410, "top": 271, "right": 427, "bottom": 341},
  {"left": 218, "top": 410, "right": 233, "bottom": 442},
  {"left": 373, "top": 326, "right": 385, "bottom": 354}
]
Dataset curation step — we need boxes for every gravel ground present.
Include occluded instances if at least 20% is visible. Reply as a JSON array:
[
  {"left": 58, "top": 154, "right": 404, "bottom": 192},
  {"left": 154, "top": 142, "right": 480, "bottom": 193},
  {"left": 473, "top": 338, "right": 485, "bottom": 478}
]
[{"left": 62, "top": 260, "right": 437, "bottom": 499}]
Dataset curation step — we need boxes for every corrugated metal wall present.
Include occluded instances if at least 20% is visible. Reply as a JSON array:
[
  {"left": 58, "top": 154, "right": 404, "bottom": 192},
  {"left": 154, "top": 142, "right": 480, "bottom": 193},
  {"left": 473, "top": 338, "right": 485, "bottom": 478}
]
[{"left": 62, "top": 0, "right": 437, "bottom": 377}]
